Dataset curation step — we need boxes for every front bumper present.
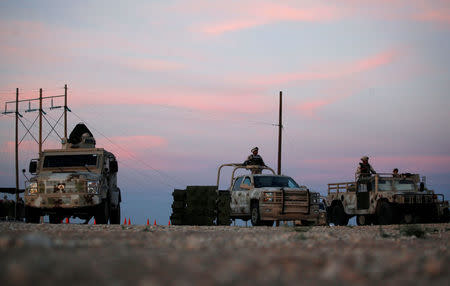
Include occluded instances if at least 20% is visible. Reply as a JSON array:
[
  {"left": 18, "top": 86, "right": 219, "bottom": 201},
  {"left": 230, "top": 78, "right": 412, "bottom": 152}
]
[
  {"left": 25, "top": 193, "right": 101, "bottom": 209},
  {"left": 259, "top": 203, "right": 327, "bottom": 224}
]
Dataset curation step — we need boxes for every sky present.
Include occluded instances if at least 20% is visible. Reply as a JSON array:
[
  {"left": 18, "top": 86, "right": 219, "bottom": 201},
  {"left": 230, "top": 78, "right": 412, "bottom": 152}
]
[{"left": 1, "top": 0, "right": 449, "bottom": 224}]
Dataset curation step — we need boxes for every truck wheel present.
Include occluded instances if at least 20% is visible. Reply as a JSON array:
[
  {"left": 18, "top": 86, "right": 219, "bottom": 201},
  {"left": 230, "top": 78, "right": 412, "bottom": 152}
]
[
  {"left": 110, "top": 203, "right": 121, "bottom": 224},
  {"left": 403, "top": 213, "right": 415, "bottom": 224},
  {"left": 263, "top": 220, "right": 274, "bottom": 227},
  {"left": 25, "top": 207, "right": 40, "bottom": 223},
  {"left": 356, "top": 215, "right": 372, "bottom": 226},
  {"left": 49, "top": 215, "right": 63, "bottom": 224},
  {"left": 250, "top": 202, "right": 262, "bottom": 226},
  {"left": 377, "top": 201, "right": 393, "bottom": 225},
  {"left": 95, "top": 200, "right": 110, "bottom": 224},
  {"left": 331, "top": 204, "right": 348, "bottom": 226}
]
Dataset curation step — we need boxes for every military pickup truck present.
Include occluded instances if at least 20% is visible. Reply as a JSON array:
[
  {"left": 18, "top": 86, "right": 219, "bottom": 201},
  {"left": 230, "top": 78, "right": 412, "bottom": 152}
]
[
  {"left": 219, "top": 164, "right": 326, "bottom": 226},
  {"left": 24, "top": 124, "right": 121, "bottom": 224},
  {"left": 325, "top": 172, "right": 450, "bottom": 225}
]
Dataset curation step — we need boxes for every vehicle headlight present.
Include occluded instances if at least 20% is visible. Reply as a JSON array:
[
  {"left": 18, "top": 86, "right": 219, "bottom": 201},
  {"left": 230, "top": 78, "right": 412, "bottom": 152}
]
[
  {"left": 263, "top": 192, "right": 274, "bottom": 202},
  {"left": 28, "top": 182, "right": 38, "bottom": 195},
  {"left": 87, "top": 181, "right": 99, "bottom": 194}
]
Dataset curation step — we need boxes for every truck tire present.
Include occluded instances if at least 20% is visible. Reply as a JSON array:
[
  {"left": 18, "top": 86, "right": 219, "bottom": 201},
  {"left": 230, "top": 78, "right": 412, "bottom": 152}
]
[
  {"left": 110, "top": 203, "right": 121, "bottom": 224},
  {"left": 377, "top": 201, "right": 394, "bottom": 225},
  {"left": 250, "top": 202, "right": 262, "bottom": 226},
  {"left": 331, "top": 204, "right": 348, "bottom": 226},
  {"left": 356, "top": 215, "right": 372, "bottom": 226},
  {"left": 95, "top": 200, "right": 110, "bottom": 224},
  {"left": 25, "top": 207, "right": 40, "bottom": 223}
]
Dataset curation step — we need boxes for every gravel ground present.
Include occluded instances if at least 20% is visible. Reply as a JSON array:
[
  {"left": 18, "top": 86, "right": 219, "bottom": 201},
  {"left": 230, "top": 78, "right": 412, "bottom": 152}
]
[{"left": 0, "top": 222, "right": 449, "bottom": 286}]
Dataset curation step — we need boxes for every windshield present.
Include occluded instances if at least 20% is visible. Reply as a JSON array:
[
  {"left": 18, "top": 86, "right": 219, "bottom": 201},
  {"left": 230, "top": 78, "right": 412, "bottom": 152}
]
[
  {"left": 393, "top": 180, "right": 416, "bottom": 191},
  {"left": 43, "top": 154, "right": 99, "bottom": 169},
  {"left": 254, "top": 176, "right": 300, "bottom": 188},
  {"left": 378, "top": 179, "right": 416, "bottom": 192}
]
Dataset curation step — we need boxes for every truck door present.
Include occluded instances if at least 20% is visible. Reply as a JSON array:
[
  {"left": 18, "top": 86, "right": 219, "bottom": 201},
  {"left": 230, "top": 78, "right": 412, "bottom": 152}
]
[
  {"left": 230, "top": 177, "right": 244, "bottom": 214},
  {"left": 240, "top": 176, "right": 252, "bottom": 214},
  {"left": 356, "top": 180, "right": 371, "bottom": 210}
]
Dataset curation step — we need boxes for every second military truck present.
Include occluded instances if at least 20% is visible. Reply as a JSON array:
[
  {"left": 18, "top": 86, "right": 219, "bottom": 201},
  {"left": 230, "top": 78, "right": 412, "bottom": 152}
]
[{"left": 325, "top": 172, "right": 450, "bottom": 225}]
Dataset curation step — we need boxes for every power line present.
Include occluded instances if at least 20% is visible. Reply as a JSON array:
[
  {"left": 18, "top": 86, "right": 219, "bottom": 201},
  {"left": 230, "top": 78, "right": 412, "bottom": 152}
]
[{"left": 70, "top": 110, "right": 184, "bottom": 189}]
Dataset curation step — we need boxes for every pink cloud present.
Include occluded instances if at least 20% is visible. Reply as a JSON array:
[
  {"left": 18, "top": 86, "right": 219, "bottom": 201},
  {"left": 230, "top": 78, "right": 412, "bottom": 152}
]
[
  {"left": 414, "top": 10, "right": 450, "bottom": 25},
  {"left": 190, "top": 2, "right": 341, "bottom": 35},
  {"left": 96, "top": 135, "right": 168, "bottom": 161}
]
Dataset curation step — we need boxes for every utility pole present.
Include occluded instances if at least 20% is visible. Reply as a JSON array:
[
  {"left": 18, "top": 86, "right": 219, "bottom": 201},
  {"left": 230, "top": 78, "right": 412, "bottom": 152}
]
[
  {"left": 15, "top": 88, "right": 19, "bottom": 219},
  {"left": 39, "top": 88, "right": 42, "bottom": 155},
  {"left": 277, "top": 91, "right": 283, "bottom": 175},
  {"left": 64, "top": 84, "right": 68, "bottom": 138}
]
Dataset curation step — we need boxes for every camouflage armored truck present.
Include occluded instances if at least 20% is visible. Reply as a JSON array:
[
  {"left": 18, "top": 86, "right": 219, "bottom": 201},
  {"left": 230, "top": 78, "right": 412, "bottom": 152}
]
[
  {"left": 24, "top": 124, "right": 121, "bottom": 224},
  {"left": 225, "top": 164, "right": 326, "bottom": 226},
  {"left": 325, "top": 172, "right": 450, "bottom": 225}
]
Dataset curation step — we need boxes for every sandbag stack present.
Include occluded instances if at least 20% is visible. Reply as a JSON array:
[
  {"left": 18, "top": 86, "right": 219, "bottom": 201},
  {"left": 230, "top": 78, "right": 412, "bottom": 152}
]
[
  {"left": 170, "top": 189, "right": 187, "bottom": 225},
  {"left": 216, "top": 190, "right": 232, "bottom": 225},
  {"left": 185, "top": 186, "right": 217, "bottom": 225}
]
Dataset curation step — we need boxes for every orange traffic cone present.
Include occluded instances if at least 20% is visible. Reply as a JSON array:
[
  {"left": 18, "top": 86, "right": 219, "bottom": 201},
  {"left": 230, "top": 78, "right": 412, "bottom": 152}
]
[
  {"left": 147, "top": 218, "right": 150, "bottom": 226},
  {"left": 66, "top": 217, "right": 69, "bottom": 224},
  {"left": 154, "top": 219, "right": 157, "bottom": 226},
  {"left": 128, "top": 218, "right": 131, "bottom": 225},
  {"left": 94, "top": 219, "right": 97, "bottom": 225},
  {"left": 123, "top": 218, "right": 127, "bottom": 225},
  {"left": 168, "top": 220, "right": 171, "bottom": 226}
]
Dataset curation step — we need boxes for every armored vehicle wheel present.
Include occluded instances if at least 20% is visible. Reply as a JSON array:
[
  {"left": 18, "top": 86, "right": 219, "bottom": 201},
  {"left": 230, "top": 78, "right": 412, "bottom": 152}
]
[
  {"left": 331, "top": 204, "right": 348, "bottom": 226},
  {"left": 110, "top": 203, "right": 121, "bottom": 224},
  {"left": 95, "top": 200, "right": 110, "bottom": 224},
  {"left": 403, "top": 213, "right": 415, "bottom": 224},
  {"left": 25, "top": 207, "right": 40, "bottom": 223},
  {"left": 49, "top": 215, "right": 63, "bottom": 224},
  {"left": 356, "top": 215, "right": 371, "bottom": 226},
  {"left": 377, "top": 201, "right": 394, "bottom": 225},
  {"left": 251, "top": 202, "right": 262, "bottom": 226},
  {"left": 263, "top": 220, "right": 274, "bottom": 227}
]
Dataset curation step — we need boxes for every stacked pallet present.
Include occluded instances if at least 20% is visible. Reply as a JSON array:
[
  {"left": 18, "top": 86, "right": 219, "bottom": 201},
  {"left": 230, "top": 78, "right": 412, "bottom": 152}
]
[
  {"left": 170, "top": 189, "right": 187, "bottom": 225},
  {"left": 186, "top": 186, "right": 217, "bottom": 226},
  {"left": 216, "top": 190, "right": 232, "bottom": 226}
]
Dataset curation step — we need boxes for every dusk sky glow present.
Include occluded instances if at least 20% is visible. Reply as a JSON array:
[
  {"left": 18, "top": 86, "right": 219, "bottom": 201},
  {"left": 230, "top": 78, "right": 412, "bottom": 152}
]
[{"left": 1, "top": 1, "right": 449, "bottom": 224}]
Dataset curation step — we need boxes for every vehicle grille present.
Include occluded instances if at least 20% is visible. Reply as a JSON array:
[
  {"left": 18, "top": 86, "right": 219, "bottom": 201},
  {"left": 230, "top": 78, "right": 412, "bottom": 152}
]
[
  {"left": 273, "top": 190, "right": 309, "bottom": 214},
  {"left": 403, "top": 194, "right": 434, "bottom": 204}
]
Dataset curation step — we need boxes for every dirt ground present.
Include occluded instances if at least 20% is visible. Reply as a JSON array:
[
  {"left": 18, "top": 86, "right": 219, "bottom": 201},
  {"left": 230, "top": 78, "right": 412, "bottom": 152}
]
[{"left": 0, "top": 222, "right": 449, "bottom": 286}]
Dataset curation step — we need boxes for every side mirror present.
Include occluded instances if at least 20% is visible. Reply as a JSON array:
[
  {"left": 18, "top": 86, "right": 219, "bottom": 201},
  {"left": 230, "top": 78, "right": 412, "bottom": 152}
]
[
  {"left": 29, "top": 160, "right": 38, "bottom": 174},
  {"left": 419, "top": 182, "right": 424, "bottom": 192},
  {"left": 110, "top": 161, "right": 118, "bottom": 173}
]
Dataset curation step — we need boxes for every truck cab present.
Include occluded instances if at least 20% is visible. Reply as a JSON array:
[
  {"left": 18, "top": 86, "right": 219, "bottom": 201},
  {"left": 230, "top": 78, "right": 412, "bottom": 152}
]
[{"left": 24, "top": 124, "right": 121, "bottom": 224}]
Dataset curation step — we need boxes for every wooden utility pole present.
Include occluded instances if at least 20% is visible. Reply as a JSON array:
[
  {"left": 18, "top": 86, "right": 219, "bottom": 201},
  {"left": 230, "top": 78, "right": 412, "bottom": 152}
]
[
  {"left": 277, "top": 91, "right": 283, "bottom": 175},
  {"left": 39, "top": 88, "right": 42, "bottom": 155},
  {"left": 64, "top": 84, "right": 68, "bottom": 138},
  {"left": 15, "top": 88, "right": 19, "bottom": 219}
]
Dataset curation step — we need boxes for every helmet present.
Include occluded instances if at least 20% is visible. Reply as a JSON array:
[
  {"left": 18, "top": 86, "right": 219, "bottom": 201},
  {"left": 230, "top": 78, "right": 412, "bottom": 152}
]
[
  {"left": 361, "top": 156, "right": 369, "bottom": 161},
  {"left": 251, "top": 147, "right": 259, "bottom": 153}
]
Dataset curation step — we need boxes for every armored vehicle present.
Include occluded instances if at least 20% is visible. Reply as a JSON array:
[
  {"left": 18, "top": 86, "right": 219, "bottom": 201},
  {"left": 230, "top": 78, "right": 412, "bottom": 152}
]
[
  {"left": 325, "top": 172, "right": 450, "bottom": 225},
  {"left": 24, "top": 124, "right": 121, "bottom": 224}
]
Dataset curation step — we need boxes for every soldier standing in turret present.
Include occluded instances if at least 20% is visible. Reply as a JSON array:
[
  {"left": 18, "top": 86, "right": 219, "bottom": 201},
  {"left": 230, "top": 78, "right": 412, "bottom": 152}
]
[{"left": 355, "top": 156, "right": 376, "bottom": 180}]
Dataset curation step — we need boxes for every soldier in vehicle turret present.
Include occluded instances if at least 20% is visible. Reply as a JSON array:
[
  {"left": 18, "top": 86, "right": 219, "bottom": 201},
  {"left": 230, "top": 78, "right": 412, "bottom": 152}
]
[
  {"left": 243, "top": 147, "right": 266, "bottom": 174},
  {"left": 355, "top": 156, "right": 376, "bottom": 180}
]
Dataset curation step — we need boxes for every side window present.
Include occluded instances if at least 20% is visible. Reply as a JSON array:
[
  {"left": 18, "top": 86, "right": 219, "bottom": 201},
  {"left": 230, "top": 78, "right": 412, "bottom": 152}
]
[
  {"left": 232, "top": 177, "right": 244, "bottom": 191},
  {"left": 242, "top": 177, "right": 252, "bottom": 188}
]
